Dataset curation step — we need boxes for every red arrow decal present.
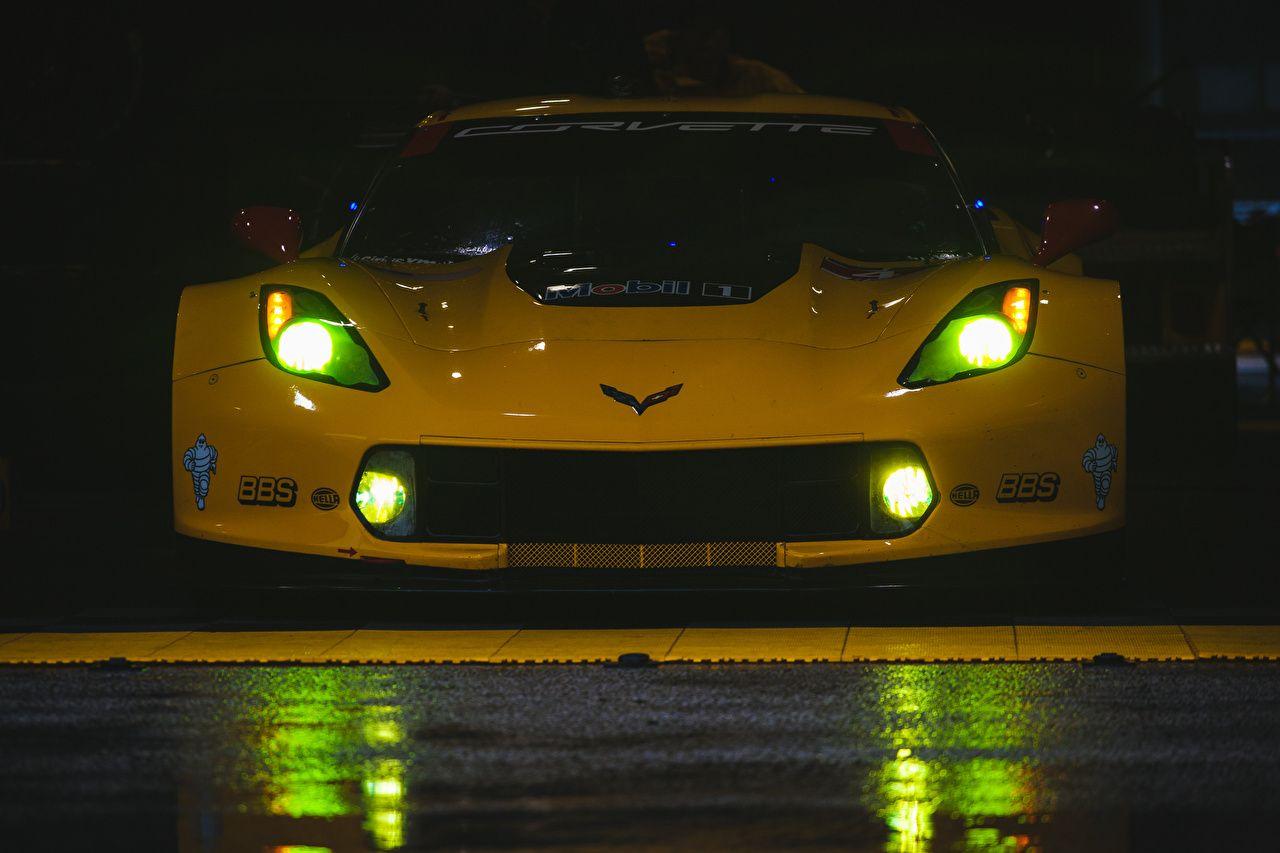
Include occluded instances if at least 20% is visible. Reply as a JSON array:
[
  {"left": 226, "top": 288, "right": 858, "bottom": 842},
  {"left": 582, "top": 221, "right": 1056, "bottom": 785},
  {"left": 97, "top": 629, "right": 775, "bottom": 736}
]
[{"left": 338, "top": 547, "right": 358, "bottom": 557}]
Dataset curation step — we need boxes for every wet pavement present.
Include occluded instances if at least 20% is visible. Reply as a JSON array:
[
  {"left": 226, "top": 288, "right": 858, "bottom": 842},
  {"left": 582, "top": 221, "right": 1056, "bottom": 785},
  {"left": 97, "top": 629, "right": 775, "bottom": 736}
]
[{"left": 1, "top": 662, "right": 1278, "bottom": 851}]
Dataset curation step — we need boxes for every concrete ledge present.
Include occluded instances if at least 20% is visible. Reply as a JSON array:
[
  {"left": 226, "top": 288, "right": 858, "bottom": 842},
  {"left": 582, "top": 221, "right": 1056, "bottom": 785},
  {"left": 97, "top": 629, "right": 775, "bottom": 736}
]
[{"left": 1, "top": 625, "right": 1279, "bottom": 664}]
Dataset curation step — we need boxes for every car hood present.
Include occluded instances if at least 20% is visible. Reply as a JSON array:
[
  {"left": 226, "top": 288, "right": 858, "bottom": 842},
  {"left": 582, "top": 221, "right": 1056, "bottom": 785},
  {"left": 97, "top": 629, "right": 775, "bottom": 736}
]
[{"left": 349, "top": 243, "right": 940, "bottom": 351}]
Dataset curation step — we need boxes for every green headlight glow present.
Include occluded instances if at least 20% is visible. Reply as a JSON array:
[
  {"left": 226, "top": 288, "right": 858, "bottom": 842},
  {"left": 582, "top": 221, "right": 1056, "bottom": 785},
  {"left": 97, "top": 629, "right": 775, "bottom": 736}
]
[
  {"left": 277, "top": 320, "right": 334, "bottom": 372},
  {"left": 905, "top": 314, "right": 1023, "bottom": 385},
  {"left": 260, "top": 287, "right": 388, "bottom": 390},
  {"left": 355, "top": 471, "right": 407, "bottom": 525},
  {"left": 899, "top": 281, "right": 1038, "bottom": 387},
  {"left": 882, "top": 465, "right": 932, "bottom": 519},
  {"left": 958, "top": 316, "right": 1014, "bottom": 368}
]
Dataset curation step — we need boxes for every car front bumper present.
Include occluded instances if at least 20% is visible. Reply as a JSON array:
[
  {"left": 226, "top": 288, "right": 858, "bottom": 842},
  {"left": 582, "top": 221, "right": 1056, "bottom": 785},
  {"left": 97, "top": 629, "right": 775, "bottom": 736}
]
[
  {"left": 177, "top": 530, "right": 1124, "bottom": 592},
  {"left": 174, "top": 329, "right": 1124, "bottom": 570}
]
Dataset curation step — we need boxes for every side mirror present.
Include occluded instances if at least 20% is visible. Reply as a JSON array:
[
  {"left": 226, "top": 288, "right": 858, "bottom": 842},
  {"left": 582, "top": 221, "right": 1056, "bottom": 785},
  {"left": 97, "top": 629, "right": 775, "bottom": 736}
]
[
  {"left": 1032, "top": 199, "right": 1117, "bottom": 267},
  {"left": 231, "top": 206, "right": 302, "bottom": 264}
]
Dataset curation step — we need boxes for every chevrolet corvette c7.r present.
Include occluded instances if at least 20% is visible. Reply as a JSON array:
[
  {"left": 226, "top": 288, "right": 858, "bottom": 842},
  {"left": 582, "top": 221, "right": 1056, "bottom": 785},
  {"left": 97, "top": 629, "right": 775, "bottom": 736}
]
[{"left": 172, "top": 94, "right": 1123, "bottom": 586}]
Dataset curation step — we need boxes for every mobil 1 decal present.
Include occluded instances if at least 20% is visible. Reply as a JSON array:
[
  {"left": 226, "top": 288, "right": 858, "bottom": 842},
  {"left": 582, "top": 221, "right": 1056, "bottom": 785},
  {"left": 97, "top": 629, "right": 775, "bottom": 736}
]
[
  {"left": 545, "top": 280, "right": 691, "bottom": 301},
  {"left": 542, "top": 279, "right": 754, "bottom": 304},
  {"left": 995, "top": 472, "right": 1059, "bottom": 503},
  {"left": 701, "top": 282, "right": 752, "bottom": 301}
]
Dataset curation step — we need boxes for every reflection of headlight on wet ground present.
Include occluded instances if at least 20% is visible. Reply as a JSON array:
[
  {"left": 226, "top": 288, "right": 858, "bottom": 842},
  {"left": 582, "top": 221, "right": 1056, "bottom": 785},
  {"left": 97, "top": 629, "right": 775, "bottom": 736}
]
[
  {"left": 365, "top": 777, "right": 403, "bottom": 798},
  {"left": 363, "top": 758, "right": 407, "bottom": 850},
  {"left": 363, "top": 759, "right": 405, "bottom": 800},
  {"left": 881, "top": 747, "right": 934, "bottom": 852},
  {"left": 223, "top": 670, "right": 411, "bottom": 850},
  {"left": 364, "top": 718, "right": 403, "bottom": 746},
  {"left": 366, "top": 807, "right": 405, "bottom": 850},
  {"left": 868, "top": 666, "right": 1046, "bottom": 851}
]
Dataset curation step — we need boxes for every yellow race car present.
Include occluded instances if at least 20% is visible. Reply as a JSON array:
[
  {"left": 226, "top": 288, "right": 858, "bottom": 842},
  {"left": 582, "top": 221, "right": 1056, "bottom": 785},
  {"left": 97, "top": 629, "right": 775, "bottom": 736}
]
[{"left": 173, "top": 94, "right": 1123, "bottom": 588}]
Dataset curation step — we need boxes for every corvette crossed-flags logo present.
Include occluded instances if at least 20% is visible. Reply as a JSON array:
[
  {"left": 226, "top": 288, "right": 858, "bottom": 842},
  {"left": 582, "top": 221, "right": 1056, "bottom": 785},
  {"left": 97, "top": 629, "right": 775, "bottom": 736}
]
[{"left": 599, "top": 383, "right": 683, "bottom": 416}]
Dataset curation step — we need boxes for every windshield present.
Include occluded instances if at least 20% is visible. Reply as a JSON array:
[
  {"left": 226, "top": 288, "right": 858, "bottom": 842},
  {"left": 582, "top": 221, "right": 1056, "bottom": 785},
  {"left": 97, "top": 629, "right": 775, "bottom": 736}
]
[{"left": 344, "top": 112, "right": 984, "bottom": 305}]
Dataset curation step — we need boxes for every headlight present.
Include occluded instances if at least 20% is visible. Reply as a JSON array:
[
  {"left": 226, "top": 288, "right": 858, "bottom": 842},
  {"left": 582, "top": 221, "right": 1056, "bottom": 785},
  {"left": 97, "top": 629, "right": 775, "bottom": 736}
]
[
  {"left": 898, "top": 280, "right": 1037, "bottom": 387},
  {"left": 356, "top": 472, "right": 407, "bottom": 524},
  {"left": 259, "top": 285, "right": 389, "bottom": 391},
  {"left": 869, "top": 445, "right": 936, "bottom": 536},
  {"left": 354, "top": 448, "right": 416, "bottom": 537},
  {"left": 881, "top": 465, "right": 932, "bottom": 520},
  {"left": 277, "top": 320, "right": 334, "bottom": 371}
]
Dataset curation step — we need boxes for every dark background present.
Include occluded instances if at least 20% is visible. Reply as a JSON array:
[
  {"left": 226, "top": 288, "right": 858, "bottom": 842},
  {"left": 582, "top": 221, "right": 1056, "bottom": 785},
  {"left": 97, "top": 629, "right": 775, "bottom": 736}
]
[{"left": 1, "top": 1, "right": 1276, "bottom": 592}]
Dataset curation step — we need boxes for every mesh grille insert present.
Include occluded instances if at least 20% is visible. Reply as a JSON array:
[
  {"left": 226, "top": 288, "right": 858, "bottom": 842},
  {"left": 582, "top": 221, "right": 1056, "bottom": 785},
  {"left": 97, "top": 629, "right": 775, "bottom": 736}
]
[{"left": 507, "top": 541, "right": 778, "bottom": 569}]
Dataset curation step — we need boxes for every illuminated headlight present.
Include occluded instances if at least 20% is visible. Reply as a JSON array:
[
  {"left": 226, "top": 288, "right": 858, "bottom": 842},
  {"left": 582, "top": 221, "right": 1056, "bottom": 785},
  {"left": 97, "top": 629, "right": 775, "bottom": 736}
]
[
  {"left": 882, "top": 465, "right": 932, "bottom": 519},
  {"left": 870, "top": 446, "right": 936, "bottom": 535},
  {"left": 957, "top": 317, "right": 1014, "bottom": 368},
  {"left": 356, "top": 472, "right": 406, "bottom": 524},
  {"left": 277, "top": 320, "right": 334, "bottom": 372},
  {"left": 354, "top": 449, "right": 415, "bottom": 536},
  {"left": 260, "top": 285, "right": 389, "bottom": 391},
  {"left": 899, "top": 281, "right": 1037, "bottom": 387}
]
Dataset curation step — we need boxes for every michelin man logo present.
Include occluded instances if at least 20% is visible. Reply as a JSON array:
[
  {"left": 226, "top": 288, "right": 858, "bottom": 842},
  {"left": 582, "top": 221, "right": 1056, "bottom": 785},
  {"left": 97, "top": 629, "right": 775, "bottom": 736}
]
[
  {"left": 1081, "top": 433, "right": 1118, "bottom": 510},
  {"left": 182, "top": 433, "right": 218, "bottom": 510}
]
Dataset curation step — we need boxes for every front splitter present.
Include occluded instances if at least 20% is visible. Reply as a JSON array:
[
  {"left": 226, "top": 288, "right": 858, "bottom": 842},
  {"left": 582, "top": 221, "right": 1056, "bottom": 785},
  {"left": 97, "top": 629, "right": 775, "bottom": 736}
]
[{"left": 176, "top": 531, "right": 1124, "bottom": 593}]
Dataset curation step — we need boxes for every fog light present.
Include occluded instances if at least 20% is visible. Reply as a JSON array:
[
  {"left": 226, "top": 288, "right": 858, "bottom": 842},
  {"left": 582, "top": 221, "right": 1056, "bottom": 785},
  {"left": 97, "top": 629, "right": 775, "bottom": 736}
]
[
  {"left": 882, "top": 465, "right": 932, "bottom": 520},
  {"left": 958, "top": 316, "right": 1014, "bottom": 368},
  {"left": 277, "top": 320, "right": 333, "bottom": 372},
  {"left": 356, "top": 471, "right": 406, "bottom": 524},
  {"left": 354, "top": 448, "right": 417, "bottom": 537}
]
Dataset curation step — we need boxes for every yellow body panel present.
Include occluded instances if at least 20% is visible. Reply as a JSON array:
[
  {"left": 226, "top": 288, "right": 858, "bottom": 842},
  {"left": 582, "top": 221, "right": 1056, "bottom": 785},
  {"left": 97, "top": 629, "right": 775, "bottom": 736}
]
[{"left": 173, "top": 95, "right": 1124, "bottom": 578}]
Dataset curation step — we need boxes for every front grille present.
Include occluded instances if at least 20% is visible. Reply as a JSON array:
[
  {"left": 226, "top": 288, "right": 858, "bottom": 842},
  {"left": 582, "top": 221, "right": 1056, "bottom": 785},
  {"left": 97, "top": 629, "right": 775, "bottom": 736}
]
[
  {"left": 363, "top": 442, "right": 928, "bottom": 545},
  {"left": 508, "top": 541, "right": 777, "bottom": 569}
]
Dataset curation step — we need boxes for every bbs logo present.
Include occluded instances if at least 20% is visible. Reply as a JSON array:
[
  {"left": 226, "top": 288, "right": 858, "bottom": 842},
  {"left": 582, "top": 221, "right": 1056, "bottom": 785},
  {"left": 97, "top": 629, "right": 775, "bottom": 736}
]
[
  {"left": 995, "top": 472, "right": 1060, "bottom": 503},
  {"left": 238, "top": 475, "right": 298, "bottom": 507}
]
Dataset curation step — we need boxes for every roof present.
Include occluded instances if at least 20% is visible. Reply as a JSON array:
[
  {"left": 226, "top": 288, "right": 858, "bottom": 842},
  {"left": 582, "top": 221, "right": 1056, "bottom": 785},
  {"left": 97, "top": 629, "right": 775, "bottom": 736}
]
[{"left": 422, "top": 94, "right": 920, "bottom": 126}]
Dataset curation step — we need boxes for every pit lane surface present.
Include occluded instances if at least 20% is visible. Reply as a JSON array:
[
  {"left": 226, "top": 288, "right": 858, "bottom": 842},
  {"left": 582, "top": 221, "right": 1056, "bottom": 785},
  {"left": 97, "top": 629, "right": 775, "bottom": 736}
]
[
  {"left": 3, "top": 624, "right": 1280, "bottom": 663},
  {"left": 2, "top": 662, "right": 1279, "bottom": 850}
]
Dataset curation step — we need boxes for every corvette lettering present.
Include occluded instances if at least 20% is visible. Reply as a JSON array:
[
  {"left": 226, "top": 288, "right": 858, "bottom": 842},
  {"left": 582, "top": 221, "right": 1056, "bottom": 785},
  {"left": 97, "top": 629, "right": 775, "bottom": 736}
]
[{"left": 455, "top": 120, "right": 877, "bottom": 138}]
